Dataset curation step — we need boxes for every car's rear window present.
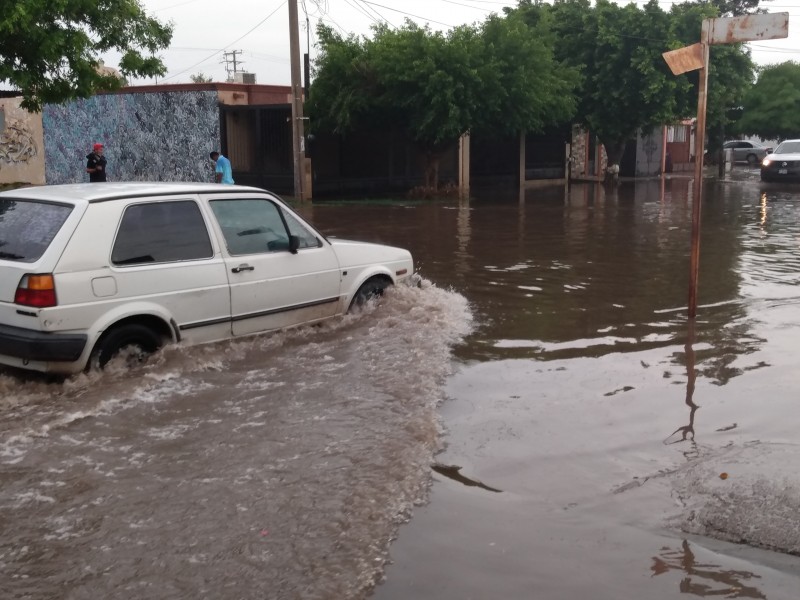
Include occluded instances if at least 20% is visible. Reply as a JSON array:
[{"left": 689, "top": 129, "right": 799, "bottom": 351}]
[{"left": 0, "top": 199, "right": 73, "bottom": 262}]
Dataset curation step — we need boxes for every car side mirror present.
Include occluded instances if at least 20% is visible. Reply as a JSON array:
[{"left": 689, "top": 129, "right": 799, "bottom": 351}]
[{"left": 288, "top": 235, "right": 300, "bottom": 254}]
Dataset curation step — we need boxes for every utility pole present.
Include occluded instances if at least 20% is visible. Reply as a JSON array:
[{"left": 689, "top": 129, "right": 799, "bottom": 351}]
[
  {"left": 222, "top": 50, "right": 243, "bottom": 82},
  {"left": 288, "top": 0, "right": 306, "bottom": 201}
]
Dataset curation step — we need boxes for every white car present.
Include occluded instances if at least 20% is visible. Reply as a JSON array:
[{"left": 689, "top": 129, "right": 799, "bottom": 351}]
[
  {"left": 722, "top": 140, "right": 773, "bottom": 165},
  {"left": 0, "top": 183, "right": 416, "bottom": 374},
  {"left": 760, "top": 139, "right": 800, "bottom": 182}
]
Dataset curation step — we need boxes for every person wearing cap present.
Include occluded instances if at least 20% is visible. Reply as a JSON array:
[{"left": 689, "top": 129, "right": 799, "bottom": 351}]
[
  {"left": 209, "top": 151, "right": 234, "bottom": 184},
  {"left": 86, "top": 143, "right": 107, "bottom": 182}
]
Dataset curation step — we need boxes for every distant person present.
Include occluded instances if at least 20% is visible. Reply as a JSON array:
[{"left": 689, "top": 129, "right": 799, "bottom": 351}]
[
  {"left": 86, "top": 143, "right": 107, "bottom": 182},
  {"left": 210, "top": 151, "right": 234, "bottom": 184}
]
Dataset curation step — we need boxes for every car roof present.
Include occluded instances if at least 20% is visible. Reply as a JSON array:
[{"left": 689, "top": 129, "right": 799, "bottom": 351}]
[{"left": 0, "top": 182, "right": 271, "bottom": 205}]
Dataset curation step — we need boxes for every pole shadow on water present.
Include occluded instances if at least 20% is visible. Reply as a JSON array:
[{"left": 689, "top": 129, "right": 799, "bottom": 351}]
[
  {"left": 664, "top": 320, "right": 699, "bottom": 460},
  {"left": 651, "top": 539, "right": 767, "bottom": 599}
]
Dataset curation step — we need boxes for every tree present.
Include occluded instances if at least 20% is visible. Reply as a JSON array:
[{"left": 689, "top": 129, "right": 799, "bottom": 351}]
[
  {"left": 190, "top": 72, "right": 213, "bottom": 83},
  {"left": 0, "top": 0, "right": 173, "bottom": 111},
  {"left": 670, "top": 2, "right": 755, "bottom": 170},
  {"left": 512, "top": 0, "right": 755, "bottom": 180},
  {"left": 512, "top": 0, "right": 687, "bottom": 180},
  {"left": 736, "top": 62, "right": 800, "bottom": 140},
  {"left": 307, "top": 16, "right": 577, "bottom": 191}
]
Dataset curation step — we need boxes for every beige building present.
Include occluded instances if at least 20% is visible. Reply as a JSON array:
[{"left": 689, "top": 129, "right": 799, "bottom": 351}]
[{"left": 0, "top": 97, "right": 45, "bottom": 185}]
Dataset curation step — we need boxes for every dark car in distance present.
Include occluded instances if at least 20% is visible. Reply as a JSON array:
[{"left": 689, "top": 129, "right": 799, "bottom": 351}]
[{"left": 761, "top": 140, "right": 800, "bottom": 182}]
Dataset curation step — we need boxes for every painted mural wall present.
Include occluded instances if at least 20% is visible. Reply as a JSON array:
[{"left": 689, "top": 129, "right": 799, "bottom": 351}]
[
  {"left": 0, "top": 98, "right": 45, "bottom": 185},
  {"left": 43, "top": 91, "right": 221, "bottom": 184}
]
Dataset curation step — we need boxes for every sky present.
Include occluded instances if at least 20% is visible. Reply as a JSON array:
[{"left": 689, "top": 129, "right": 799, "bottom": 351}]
[{"left": 115, "top": 0, "right": 800, "bottom": 86}]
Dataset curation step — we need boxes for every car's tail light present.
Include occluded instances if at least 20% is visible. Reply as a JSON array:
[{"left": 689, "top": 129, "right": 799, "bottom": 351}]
[{"left": 15, "top": 274, "right": 57, "bottom": 308}]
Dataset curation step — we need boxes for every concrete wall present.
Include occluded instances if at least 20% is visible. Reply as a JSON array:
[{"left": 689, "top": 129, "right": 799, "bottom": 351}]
[
  {"left": 0, "top": 98, "right": 45, "bottom": 185},
  {"left": 635, "top": 128, "right": 662, "bottom": 177},
  {"left": 42, "top": 91, "right": 221, "bottom": 184},
  {"left": 570, "top": 126, "right": 607, "bottom": 180}
]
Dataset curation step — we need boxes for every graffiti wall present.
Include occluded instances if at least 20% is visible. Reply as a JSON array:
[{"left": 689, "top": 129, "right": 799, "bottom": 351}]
[
  {"left": 0, "top": 98, "right": 45, "bottom": 185},
  {"left": 43, "top": 91, "right": 221, "bottom": 184}
]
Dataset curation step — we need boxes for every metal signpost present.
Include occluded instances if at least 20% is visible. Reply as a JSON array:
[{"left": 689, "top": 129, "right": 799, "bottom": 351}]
[{"left": 662, "top": 13, "right": 788, "bottom": 318}]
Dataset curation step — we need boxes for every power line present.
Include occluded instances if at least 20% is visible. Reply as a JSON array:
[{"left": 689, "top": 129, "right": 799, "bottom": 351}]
[
  {"left": 438, "top": 0, "right": 500, "bottom": 12},
  {"left": 342, "top": 0, "right": 383, "bottom": 25},
  {"left": 160, "top": 0, "right": 286, "bottom": 82},
  {"left": 358, "top": 0, "right": 455, "bottom": 27},
  {"left": 353, "top": 0, "right": 398, "bottom": 27}
]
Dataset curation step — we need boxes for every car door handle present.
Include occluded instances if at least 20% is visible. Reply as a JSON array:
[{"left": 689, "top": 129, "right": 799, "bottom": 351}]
[{"left": 231, "top": 264, "right": 255, "bottom": 273}]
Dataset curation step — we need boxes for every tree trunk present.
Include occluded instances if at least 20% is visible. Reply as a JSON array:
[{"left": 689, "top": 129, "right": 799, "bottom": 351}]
[
  {"left": 603, "top": 140, "right": 627, "bottom": 185},
  {"left": 424, "top": 151, "right": 442, "bottom": 192}
]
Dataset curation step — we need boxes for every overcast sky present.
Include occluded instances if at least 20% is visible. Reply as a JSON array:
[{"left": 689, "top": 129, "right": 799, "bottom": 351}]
[{"left": 120, "top": 0, "right": 800, "bottom": 86}]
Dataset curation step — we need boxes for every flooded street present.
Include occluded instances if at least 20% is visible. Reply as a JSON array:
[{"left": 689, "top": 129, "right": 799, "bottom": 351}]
[{"left": 3, "top": 173, "right": 800, "bottom": 599}]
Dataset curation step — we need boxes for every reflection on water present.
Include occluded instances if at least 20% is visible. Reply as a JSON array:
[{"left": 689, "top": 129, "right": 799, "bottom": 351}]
[
  {"left": 664, "top": 320, "right": 699, "bottom": 460},
  {"left": 651, "top": 540, "right": 766, "bottom": 599},
  {"left": 431, "top": 463, "right": 502, "bottom": 493}
]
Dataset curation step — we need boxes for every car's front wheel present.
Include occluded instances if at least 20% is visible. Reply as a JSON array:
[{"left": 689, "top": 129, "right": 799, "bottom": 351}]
[
  {"left": 349, "top": 277, "right": 391, "bottom": 312},
  {"left": 90, "top": 323, "right": 164, "bottom": 369}
]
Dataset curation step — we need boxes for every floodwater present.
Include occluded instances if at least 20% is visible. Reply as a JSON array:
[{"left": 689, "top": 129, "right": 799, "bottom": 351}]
[{"left": 3, "top": 173, "right": 800, "bottom": 599}]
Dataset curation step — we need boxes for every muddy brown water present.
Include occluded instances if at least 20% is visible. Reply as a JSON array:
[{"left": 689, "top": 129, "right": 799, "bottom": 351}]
[{"left": 2, "top": 175, "right": 800, "bottom": 599}]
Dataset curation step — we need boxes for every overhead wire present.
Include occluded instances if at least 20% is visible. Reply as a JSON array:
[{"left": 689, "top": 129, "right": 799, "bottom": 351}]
[
  {"left": 342, "top": 0, "right": 383, "bottom": 25},
  {"left": 358, "top": 0, "right": 455, "bottom": 27},
  {"left": 160, "top": 0, "right": 287, "bottom": 82},
  {"left": 353, "top": 0, "right": 398, "bottom": 27}
]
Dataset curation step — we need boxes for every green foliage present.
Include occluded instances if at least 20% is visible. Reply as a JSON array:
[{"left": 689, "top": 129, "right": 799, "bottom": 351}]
[
  {"left": 737, "top": 62, "right": 800, "bottom": 140},
  {"left": 308, "top": 16, "right": 577, "bottom": 166},
  {"left": 513, "top": 0, "right": 689, "bottom": 164},
  {"left": 0, "top": 0, "right": 173, "bottom": 111},
  {"left": 704, "top": 0, "right": 771, "bottom": 16},
  {"left": 190, "top": 72, "right": 213, "bottom": 83},
  {"left": 670, "top": 1, "right": 755, "bottom": 152},
  {"left": 511, "top": 0, "right": 756, "bottom": 166}
]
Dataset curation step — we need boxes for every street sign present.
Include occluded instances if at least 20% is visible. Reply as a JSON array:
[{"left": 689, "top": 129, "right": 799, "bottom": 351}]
[
  {"left": 708, "top": 12, "right": 788, "bottom": 45},
  {"left": 662, "top": 43, "right": 704, "bottom": 75},
  {"left": 662, "top": 13, "right": 788, "bottom": 319}
]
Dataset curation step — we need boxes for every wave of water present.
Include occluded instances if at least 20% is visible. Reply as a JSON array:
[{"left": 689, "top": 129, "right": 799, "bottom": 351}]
[{"left": 0, "top": 281, "right": 474, "bottom": 599}]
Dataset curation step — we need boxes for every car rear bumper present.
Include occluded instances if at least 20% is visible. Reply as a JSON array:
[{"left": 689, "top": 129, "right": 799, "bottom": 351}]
[{"left": 0, "top": 323, "right": 87, "bottom": 362}]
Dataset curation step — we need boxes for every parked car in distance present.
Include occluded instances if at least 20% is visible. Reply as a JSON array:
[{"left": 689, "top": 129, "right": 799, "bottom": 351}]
[
  {"left": 723, "top": 140, "right": 773, "bottom": 165},
  {"left": 0, "top": 183, "right": 417, "bottom": 375},
  {"left": 761, "top": 139, "right": 800, "bottom": 182}
]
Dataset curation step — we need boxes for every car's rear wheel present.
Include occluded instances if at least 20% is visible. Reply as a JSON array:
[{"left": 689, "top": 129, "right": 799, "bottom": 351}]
[
  {"left": 349, "top": 277, "right": 391, "bottom": 312},
  {"left": 90, "top": 323, "right": 164, "bottom": 369},
  {"left": 747, "top": 153, "right": 759, "bottom": 165}
]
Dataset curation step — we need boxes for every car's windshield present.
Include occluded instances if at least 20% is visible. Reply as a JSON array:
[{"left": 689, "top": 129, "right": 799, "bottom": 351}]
[
  {"left": 774, "top": 141, "right": 800, "bottom": 154},
  {"left": 0, "top": 199, "right": 73, "bottom": 262}
]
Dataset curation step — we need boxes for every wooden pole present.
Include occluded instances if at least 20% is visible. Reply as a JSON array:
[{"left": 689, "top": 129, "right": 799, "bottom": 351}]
[
  {"left": 688, "top": 20, "right": 710, "bottom": 319},
  {"left": 288, "top": 0, "right": 306, "bottom": 201}
]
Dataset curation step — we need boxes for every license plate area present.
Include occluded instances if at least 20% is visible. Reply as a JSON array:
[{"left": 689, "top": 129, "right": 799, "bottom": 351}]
[{"left": 779, "top": 169, "right": 788, "bottom": 174}]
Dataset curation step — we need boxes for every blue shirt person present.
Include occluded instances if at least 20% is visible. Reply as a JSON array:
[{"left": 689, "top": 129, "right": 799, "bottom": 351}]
[{"left": 209, "top": 151, "right": 234, "bottom": 184}]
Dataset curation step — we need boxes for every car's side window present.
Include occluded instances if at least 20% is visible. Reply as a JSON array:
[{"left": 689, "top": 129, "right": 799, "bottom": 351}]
[
  {"left": 112, "top": 200, "right": 213, "bottom": 266},
  {"left": 280, "top": 208, "right": 322, "bottom": 249},
  {"left": 210, "top": 198, "right": 291, "bottom": 255}
]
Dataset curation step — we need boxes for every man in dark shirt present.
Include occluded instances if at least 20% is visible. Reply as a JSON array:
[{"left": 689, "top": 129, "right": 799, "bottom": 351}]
[{"left": 86, "top": 143, "right": 107, "bottom": 182}]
